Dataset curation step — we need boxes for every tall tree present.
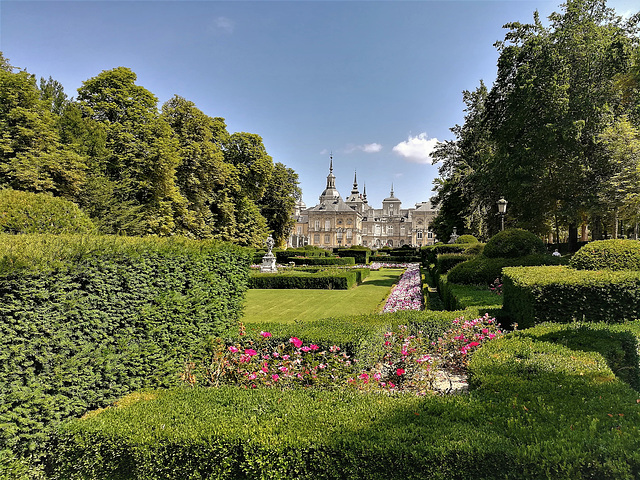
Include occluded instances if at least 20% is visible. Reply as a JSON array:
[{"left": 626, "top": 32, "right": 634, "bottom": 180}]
[
  {"left": 258, "top": 162, "right": 301, "bottom": 247},
  {"left": 77, "top": 67, "right": 188, "bottom": 235},
  {"left": 161, "top": 95, "right": 237, "bottom": 239},
  {"left": 0, "top": 53, "right": 86, "bottom": 199}
]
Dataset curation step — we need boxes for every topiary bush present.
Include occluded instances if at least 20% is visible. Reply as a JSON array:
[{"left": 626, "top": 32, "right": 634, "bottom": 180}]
[
  {"left": 455, "top": 235, "right": 479, "bottom": 244},
  {"left": 0, "top": 189, "right": 96, "bottom": 234},
  {"left": 483, "top": 229, "right": 546, "bottom": 259},
  {"left": 569, "top": 239, "right": 640, "bottom": 271},
  {"left": 447, "top": 254, "right": 568, "bottom": 285}
]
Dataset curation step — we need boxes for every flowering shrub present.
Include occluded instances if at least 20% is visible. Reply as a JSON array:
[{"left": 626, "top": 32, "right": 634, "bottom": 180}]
[
  {"left": 382, "top": 264, "right": 423, "bottom": 313},
  {"left": 490, "top": 277, "right": 503, "bottom": 295},
  {"left": 182, "top": 315, "right": 503, "bottom": 395},
  {"left": 182, "top": 328, "right": 358, "bottom": 390}
]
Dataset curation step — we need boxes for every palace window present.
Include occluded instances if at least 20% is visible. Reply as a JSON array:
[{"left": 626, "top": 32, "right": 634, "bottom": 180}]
[
  {"left": 314, "top": 220, "right": 320, "bottom": 231},
  {"left": 325, "top": 220, "right": 331, "bottom": 230},
  {"left": 324, "top": 234, "right": 330, "bottom": 244},
  {"left": 297, "top": 226, "right": 302, "bottom": 235},
  {"left": 400, "top": 226, "right": 406, "bottom": 236},
  {"left": 417, "top": 231, "right": 423, "bottom": 240},
  {"left": 314, "top": 234, "right": 320, "bottom": 244},
  {"left": 346, "top": 229, "right": 352, "bottom": 239},
  {"left": 387, "top": 225, "right": 393, "bottom": 235}
]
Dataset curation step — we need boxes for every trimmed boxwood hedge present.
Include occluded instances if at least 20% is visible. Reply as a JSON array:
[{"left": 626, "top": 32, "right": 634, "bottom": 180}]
[
  {"left": 49, "top": 320, "right": 640, "bottom": 479},
  {"left": 502, "top": 265, "right": 640, "bottom": 328},
  {"left": 420, "top": 244, "right": 467, "bottom": 266},
  {"left": 570, "top": 239, "right": 640, "bottom": 271},
  {"left": 0, "top": 234, "right": 251, "bottom": 455},
  {"left": 483, "top": 229, "right": 546, "bottom": 258},
  {"left": 446, "top": 254, "right": 568, "bottom": 285},
  {"left": 336, "top": 247, "right": 371, "bottom": 265},
  {"left": 291, "top": 256, "right": 355, "bottom": 266},
  {"left": 436, "top": 253, "right": 475, "bottom": 274},
  {"left": 249, "top": 270, "right": 361, "bottom": 290}
]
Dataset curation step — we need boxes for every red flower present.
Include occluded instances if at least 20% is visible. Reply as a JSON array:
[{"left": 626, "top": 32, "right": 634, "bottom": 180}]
[{"left": 396, "top": 368, "right": 405, "bottom": 376}]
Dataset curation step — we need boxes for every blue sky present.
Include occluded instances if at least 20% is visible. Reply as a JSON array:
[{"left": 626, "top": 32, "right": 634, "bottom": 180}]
[{"left": 1, "top": 0, "right": 637, "bottom": 209}]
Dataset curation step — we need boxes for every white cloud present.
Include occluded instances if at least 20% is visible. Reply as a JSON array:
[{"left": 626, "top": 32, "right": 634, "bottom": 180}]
[
  {"left": 210, "top": 16, "right": 235, "bottom": 34},
  {"left": 392, "top": 133, "right": 439, "bottom": 164},
  {"left": 343, "top": 143, "right": 383, "bottom": 154}
]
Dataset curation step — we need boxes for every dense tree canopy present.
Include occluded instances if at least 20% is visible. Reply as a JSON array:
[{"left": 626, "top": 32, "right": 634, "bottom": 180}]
[
  {"left": 0, "top": 57, "right": 300, "bottom": 247},
  {"left": 431, "top": 0, "right": 640, "bottom": 243}
]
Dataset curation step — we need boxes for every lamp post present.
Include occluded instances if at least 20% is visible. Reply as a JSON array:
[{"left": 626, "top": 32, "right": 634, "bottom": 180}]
[{"left": 497, "top": 197, "right": 508, "bottom": 231}]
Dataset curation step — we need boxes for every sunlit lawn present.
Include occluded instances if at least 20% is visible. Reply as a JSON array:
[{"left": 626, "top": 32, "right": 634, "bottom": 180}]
[{"left": 241, "top": 268, "right": 404, "bottom": 324}]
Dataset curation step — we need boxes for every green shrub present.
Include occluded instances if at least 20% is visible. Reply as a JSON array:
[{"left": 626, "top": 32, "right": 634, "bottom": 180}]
[
  {"left": 437, "top": 274, "right": 504, "bottom": 312},
  {"left": 291, "top": 256, "right": 355, "bottom": 266},
  {"left": 570, "top": 239, "right": 640, "bottom": 271},
  {"left": 51, "top": 320, "right": 640, "bottom": 479},
  {"left": 502, "top": 265, "right": 640, "bottom": 328},
  {"left": 0, "top": 234, "right": 251, "bottom": 455},
  {"left": 483, "top": 229, "right": 546, "bottom": 258},
  {"left": 420, "top": 244, "right": 466, "bottom": 266},
  {"left": 463, "top": 243, "right": 485, "bottom": 256},
  {"left": 0, "top": 189, "right": 96, "bottom": 234},
  {"left": 447, "top": 254, "right": 567, "bottom": 285},
  {"left": 336, "top": 247, "right": 371, "bottom": 264},
  {"left": 436, "top": 253, "right": 475, "bottom": 274},
  {"left": 455, "top": 234, "right": 478, "bottom": 244},
  {"left": 249, "top": 270, "right": 358, "bottom": 289}
]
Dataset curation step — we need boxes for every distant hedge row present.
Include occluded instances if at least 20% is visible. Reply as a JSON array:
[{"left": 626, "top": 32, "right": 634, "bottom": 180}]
[
  {"left": 249, "top": 268, "right": 370, "bottom": 290},
  {"left": 0, "top": 234, "right": 251, "bottom": 454},
  {"left": 48, "top": 320, "right": 640, "bottom": 479}
]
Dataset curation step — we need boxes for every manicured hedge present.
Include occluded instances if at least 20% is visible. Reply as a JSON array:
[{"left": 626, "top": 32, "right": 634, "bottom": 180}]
[
  {"left": 436, "top": 253, "right": 475, "bottom": 274},
  {"left": 455, "top": 235, "right": 478, "bottom": 244},
  {"left": 372, "top": 255, "right": 422, "bottom": 263},
  {"left": 420, "top": 244, "right": 467, "bottom": 266},
  {"left": 0, "top": 234, "right": 251, "bottom": 455},
  {"left": 437, "top": 274, "right": 504, "bottom": 313},
  {"left": 483, "top": 229, "right": 546, "bottom": 258},
  {"left": 249, "top": 270, "right": 360, "bottom": 290},
  {"left": 336, "top": 247, "right": 371, "bottom": 264},
  {"left": 502, "top": 265, "right": 640, "bottom": 328},
  {"left": 570, "top": 239, "right": 640, "bottom": 271},
  {"left": 446, "top": 254, "right": 568, "bottom": 285},
  {"left": 291, "top": 256, "right": 355, "bottom": 266},
  {"left": 0, "top": 189, "right": 96, "bottom": 235},
  {"left": 49, "top": 320, "right": 640, "bottom": 479}
]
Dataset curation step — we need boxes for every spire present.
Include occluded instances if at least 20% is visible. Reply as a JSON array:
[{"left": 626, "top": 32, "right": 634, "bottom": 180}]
[
  {"left": 390, "top": 183, "right": 395, "bottom": 198},
  {"left": 319, "top": 153, "right": 339, "bottom": 203},
  {"left": 363, "top": 183, "right": 368, "bottom": 203},
  {"left": 350, "top": 170, "right": 360, "bottom": 195}
]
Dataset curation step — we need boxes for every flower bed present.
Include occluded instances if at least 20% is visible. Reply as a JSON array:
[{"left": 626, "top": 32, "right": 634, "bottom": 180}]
[
  {"left": 182, "top": 314, "right": 503, "bottom": 396},
  {"left": 382, "top": 263, "right": 423, "bottom": 313}
]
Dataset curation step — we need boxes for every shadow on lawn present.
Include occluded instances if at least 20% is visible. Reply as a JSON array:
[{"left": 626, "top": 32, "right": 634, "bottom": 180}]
[{"left": 362, "top": 273, "right": 401, "bottom": 287}]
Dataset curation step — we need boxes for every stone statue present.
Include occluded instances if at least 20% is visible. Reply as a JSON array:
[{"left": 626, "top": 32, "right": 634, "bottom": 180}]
[
  {"left": 265, "top": 235, "right": 275, "bottom": 254},
  {"left": 261, "top": 235, "right": 278, "bottom": 273}
]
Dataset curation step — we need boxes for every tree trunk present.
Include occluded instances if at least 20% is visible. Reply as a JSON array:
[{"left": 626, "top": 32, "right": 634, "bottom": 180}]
[
  {"left": 568, "top": 223, "right": 578, "bottom": 252},
  {"left": 613, "top": 207, "right": 619, "bottom": 239}
]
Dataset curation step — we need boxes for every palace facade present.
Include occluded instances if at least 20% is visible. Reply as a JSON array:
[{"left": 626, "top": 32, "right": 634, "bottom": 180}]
[{"left": 288, "top": 157, "right": 439, "bottom": 249}]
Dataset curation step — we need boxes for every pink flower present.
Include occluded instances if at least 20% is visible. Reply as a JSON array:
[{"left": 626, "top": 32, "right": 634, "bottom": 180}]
[
  {"left": 261, "top": 366, "right": 269, "bottom": 373},
  {"left": 396, "top": 368, "right": 405, "bottom": 376},
  {"left": 289, "top": 337, "right": 303, "bottom": 348},
  {"left": 259, "top": 331, "right": 272, "bottom": 338},
  {"left": 388, "top": 382, "right": 396, "bottom": 388},
  {"left": 358, "top": 373, "right": 369, "bottom": 381},
  {"left": 310, "top": 344, "right": 319, "bottom": 351},
  {"left": 247, "top": 373, "right": 257, "bottom": 380},
  {"left": 228, "top": 346, "right": 239, "bottom": 353},
  {"left": 329, "top": 345, "right": 340, "bottom": 353},
  {"left": 374, "top": 372, "right": 382, "bottom": 380},
  {"left": 279, "top": 366, "right": 288, "bottom": 373},
  {"left": 244, "top": 349, "right": 258, "bottom": 357},
  {"left": 301, "top": 346, "right": 311, "bottom": 352},
  {"left": 271, "top": 374, "right": 279, "bottom": 381},
  {"left": 467, "top": 341, "right": 480, "bottom": 348}
]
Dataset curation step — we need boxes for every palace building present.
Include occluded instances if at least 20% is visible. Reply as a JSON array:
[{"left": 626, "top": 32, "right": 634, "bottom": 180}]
[{"left": 288, "top": 157, "right": 439, "bottom": 249}]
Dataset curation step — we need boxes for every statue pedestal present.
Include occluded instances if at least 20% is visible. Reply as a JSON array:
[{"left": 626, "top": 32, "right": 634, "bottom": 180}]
[{"left": 260, "top": 253, "right": 278, "bottom": 273}]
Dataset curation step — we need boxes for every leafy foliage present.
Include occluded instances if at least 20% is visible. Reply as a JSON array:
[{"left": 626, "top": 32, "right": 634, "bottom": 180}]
[
  {"left": 483, "top": 228, "right": 546, "bottom": 258},
  {"left": 0, "top": 234, "right": 251, "bottom": 455},
  {"left": 446, "top": 254, "right": 567, "bottom": 285},
  {"left": 570, "top": 239, "right": 640, "bottom": 271},
  {"left": 0, "top": 189, "right": 96, "bottom": 234}
]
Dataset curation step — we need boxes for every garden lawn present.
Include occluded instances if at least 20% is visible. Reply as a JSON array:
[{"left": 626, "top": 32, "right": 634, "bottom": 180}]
[{"left": 242, "top": 268, "right": 404, "bottom": 324}]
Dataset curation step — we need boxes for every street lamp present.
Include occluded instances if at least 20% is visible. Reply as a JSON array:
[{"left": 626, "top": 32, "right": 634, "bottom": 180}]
[{"left": 497, "top": 197, "right": 508, "bottom": 231}]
